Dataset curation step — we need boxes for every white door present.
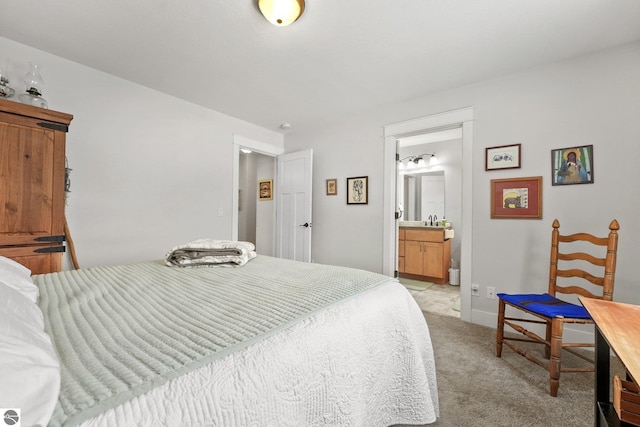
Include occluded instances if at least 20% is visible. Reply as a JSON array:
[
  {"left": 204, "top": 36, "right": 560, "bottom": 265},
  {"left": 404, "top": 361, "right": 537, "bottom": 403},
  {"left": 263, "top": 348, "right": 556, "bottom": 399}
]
[{"left": 276, "top": 149, "right": 313, "bottom": 262}]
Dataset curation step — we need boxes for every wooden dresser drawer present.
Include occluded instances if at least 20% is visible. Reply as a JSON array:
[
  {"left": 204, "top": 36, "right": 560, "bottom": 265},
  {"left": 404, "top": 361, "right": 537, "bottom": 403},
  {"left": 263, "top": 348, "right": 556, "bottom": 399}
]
[{"left": 404, "top": 228, "right": 444, "bottom": 242}]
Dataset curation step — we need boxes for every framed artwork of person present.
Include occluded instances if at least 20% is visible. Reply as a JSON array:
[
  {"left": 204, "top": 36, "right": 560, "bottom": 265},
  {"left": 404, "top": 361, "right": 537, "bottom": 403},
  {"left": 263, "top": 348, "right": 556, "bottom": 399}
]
[
  {"left": 551, "top": 145, "right": 594, "bottom": 186},
  {"left": 346, "top": 176, "right": 368, "bottom": 205},
  {"left": 258, "top": 179, "right": 273, "bottom": 200}
]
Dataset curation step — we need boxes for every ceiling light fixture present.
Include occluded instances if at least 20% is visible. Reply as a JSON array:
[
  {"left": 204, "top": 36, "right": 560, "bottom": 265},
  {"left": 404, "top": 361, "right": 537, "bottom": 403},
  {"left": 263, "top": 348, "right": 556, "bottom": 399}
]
[{"left": 258, "top": 0, "right": 305, "bottom": 27}]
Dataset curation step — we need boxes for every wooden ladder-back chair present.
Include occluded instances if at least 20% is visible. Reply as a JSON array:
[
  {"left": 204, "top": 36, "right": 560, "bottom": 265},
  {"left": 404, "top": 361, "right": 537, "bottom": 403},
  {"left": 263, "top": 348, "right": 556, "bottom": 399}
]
[{"left": 496, "top": 219, "right": 620, "bottom": 397}]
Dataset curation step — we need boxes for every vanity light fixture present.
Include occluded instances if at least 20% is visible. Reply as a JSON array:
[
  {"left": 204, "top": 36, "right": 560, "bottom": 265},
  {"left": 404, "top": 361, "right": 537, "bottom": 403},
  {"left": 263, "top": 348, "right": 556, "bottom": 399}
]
[
  {"left": 258, "top": 0, "right": 305, "bottom": 26},
  {"left": 398, "top": 153, "right": 438, "bottom": 170}
]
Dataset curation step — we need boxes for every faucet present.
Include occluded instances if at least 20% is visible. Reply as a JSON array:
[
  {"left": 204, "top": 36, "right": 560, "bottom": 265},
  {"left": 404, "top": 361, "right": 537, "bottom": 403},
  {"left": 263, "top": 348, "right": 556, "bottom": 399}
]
[
  {"left": 428, "top": 215, "right": 432, "bottom": 226},
  {"left": 433, "top": 215, "right": 437, "bottom": 226}
]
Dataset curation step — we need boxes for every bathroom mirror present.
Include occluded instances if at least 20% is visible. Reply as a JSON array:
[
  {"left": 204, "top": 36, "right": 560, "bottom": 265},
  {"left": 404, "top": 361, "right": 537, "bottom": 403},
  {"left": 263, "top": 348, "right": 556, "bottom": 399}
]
[{"left": 400, "top": 170, "right": 444, "bottom": 222}]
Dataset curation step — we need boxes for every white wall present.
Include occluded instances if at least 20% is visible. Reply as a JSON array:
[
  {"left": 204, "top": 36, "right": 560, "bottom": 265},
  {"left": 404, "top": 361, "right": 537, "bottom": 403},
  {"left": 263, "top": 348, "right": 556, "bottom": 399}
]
[
  {"left": 238, "top": 152, "right": 275, "bottom": 254},
  {"left": 286, "top": 41, "right": 640, "bottom": 326},
  {"left": 255, "top": 154, "right": 276, "bottom": 256},
  {"left": 0, "top": 37, "right": 284, "bottom": 268},
  {"left": 238, "top": 153, "right": 258, "bottom": 244}
]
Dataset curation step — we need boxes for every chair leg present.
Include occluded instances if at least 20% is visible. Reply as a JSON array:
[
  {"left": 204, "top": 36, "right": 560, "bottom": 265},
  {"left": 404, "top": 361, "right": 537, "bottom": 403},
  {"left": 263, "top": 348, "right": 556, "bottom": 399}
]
[
  {"left": 544, "top": 320, "right": 552, "bottom": 359},
  {"left": 496, "top": 299, "right": 506, "bottom": 357},
  {"left": 549, "top": 318, "right": 563, "bottom": 397}
]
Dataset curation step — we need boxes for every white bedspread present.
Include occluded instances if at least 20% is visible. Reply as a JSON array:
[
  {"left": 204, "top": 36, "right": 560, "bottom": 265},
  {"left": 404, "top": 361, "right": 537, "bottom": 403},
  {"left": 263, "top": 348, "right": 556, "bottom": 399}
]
[{"left": 79, "top": 281, "right": 438, "bottom": 427}]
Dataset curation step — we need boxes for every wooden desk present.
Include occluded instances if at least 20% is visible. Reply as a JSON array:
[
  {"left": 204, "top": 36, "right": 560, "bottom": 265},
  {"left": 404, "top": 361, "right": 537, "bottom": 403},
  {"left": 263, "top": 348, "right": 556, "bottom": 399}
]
[{"left": 581, "top": 297, "right": 640, "bottom": 427}]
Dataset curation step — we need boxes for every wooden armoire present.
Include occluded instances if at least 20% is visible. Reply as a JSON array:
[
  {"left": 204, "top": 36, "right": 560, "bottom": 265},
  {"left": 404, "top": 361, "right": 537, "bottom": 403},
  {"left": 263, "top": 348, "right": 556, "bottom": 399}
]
[{"left": 0, "top": 98, "right": 73, "bottom": 275}]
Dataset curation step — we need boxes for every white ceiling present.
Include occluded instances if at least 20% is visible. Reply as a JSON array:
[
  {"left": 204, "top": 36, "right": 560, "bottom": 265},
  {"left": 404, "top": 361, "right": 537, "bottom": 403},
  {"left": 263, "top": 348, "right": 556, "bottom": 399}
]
[{"left": 1, "top": 0, "right": 640, "bottom": 135}]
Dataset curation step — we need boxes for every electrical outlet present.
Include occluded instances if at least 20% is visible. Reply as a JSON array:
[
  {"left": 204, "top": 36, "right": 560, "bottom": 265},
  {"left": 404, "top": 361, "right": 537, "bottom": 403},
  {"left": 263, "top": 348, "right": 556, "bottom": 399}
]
[
  {"left": 487, "top": 286, "right": 496, "bottom": 299},
  {"left": 471, "top": 283, "right": 480, "bottom": 297}
]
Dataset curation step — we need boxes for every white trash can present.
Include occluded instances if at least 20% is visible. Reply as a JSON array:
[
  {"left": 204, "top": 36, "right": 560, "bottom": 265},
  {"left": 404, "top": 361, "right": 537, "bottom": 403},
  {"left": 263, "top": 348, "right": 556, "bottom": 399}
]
[{"left": 449, "top": 268, "right": 460, "bottom": 286}]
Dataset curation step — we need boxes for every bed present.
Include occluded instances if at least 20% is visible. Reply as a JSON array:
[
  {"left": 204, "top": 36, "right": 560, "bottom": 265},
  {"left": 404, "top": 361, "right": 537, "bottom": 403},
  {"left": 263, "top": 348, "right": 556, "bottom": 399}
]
[{"left": 0, "top": 253, "right": 439, "bottom": 427}]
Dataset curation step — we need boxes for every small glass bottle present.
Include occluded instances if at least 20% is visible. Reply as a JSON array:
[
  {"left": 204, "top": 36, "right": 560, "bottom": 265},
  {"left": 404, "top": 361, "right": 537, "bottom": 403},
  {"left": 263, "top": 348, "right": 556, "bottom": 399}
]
[
  {"left": 0, "top": 60, "right": 15, "bottom": 99},
  {"left": 18, "top": 62, "right": 48, "bottom": 108}
]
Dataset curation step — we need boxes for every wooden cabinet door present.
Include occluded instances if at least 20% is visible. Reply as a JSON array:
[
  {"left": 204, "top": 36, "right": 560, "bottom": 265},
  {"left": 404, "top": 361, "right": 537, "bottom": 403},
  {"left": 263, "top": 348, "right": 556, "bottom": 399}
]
[
  {"left": 404, "top": 240, "right": 424, "bottom": 275},
  {"left": 423, "top": 242, "right": 444, "bottom": 278},
  {"left": 398, "top": 229, "right": 406, "bottom": 272},
  {"left": 0, "top": 119, "right": 65, "bottom": 243},
  {"left": 0, "top": 123, "right": 59, "bottom": 239}
]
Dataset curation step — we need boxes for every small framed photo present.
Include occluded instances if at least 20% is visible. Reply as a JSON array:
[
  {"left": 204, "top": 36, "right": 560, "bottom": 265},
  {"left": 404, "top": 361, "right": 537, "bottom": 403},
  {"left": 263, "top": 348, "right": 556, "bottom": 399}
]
[
  {"left": 326, "top": 178, "right": 338, "bottom": 196},
  {"left": 551, "top": 145, "right": 594, "bottom": 186},
  {"left": 346, "top": 176, "right": 368, "bottom": 205},
  {"left": 491, "top": 176, "right": 542, "bottom": 219},
  {"left": 486, "top": 144, "right": 521, "bottom": 170},
  {"left": 258, "top": 179, "right": 272, "bottom": 201}
]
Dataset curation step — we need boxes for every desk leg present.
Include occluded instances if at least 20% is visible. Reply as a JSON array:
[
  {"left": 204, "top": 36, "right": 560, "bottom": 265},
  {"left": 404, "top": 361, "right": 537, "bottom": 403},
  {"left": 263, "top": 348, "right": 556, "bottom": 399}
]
[{"left": 594, "top": 325, "right": 610, "bottom": 427}]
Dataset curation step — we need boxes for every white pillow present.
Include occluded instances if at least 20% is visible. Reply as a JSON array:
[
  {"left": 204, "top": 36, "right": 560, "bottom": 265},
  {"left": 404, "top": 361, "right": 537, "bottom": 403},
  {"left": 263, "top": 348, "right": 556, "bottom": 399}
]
[
  {"left": 0, "top": 255, "right": 31, "bottom": 277},
  {"left": 0, "top": 256, "right": 39, "bottom": 303},
  {"left": 0, "top": 283, "right": 60, "bottom": 427}
]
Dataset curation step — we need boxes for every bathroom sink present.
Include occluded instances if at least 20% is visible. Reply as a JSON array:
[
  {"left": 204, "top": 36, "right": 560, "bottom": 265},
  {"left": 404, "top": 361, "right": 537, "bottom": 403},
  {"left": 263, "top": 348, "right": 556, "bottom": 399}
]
[
  {"left": 399, "top": 221, "right": 450, "bottom": 230},
  {"left": 399, "top": 221, "right": 427, "bottom": 227}
]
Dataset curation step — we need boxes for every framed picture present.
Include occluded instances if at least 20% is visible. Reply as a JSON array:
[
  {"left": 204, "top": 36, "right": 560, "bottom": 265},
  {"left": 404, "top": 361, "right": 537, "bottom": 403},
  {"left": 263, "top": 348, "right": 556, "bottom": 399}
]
[
  {"left": 491, "top": 176, "right": 542, "bottom": 219},
  {"left": 258, "top": 179, "right": 272, "bottom": 201},
  {"left": 485, "top": 144, "right": 521, "bottom": 170},
  {"left": 346, "top": 176, "right": 368, "bottom": 205},
  {"left": 326, "top": 178, "right": 337, "bottom": 196},
  {"left": 551, "top": 145, "right": 594, "bottom": 186}
]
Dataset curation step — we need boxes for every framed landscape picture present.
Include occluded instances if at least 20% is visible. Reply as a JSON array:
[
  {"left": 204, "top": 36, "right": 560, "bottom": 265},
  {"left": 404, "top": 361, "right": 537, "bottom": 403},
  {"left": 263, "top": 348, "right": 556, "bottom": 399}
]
[
  {"left": 346, "top": 176, "right": 368, "bottom": 205},
  {"left": 491, "top": 176, "right": 542, "bottom": 219},
  {"left": 486, "top": 144, "right": 521, "bottom": 170},
  {"left": 551, "top": 145, "right": 594, "bottom": 185}
]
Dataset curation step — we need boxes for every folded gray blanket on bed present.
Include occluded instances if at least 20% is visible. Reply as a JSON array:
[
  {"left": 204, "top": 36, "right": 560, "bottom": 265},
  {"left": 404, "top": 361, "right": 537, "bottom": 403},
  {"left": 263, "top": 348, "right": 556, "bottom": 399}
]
[
  {"left": 165, "top": 239, "right": 257, "bottom": 267},
  {"left": 34, "top": 256, "right": 393, "bottom": 427}
]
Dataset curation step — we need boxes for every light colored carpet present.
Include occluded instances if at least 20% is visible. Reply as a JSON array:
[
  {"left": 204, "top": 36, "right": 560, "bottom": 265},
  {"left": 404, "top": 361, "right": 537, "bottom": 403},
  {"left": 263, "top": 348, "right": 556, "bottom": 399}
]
[{"left": 395, "top": 312, "right": 625, "bottom": 427}]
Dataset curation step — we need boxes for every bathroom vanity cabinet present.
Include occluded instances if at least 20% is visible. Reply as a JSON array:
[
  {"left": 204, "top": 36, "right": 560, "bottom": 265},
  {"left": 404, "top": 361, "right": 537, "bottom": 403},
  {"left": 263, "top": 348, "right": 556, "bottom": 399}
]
[{"left": 398, "top": 227, "right": 451, "bottom": 284}]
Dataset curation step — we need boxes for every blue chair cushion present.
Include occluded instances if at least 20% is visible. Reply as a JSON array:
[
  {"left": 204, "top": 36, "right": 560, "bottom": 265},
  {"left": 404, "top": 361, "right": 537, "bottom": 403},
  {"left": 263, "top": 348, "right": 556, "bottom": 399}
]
[{"left": 497, "top": 293, "right": 591, "bottom": 319}]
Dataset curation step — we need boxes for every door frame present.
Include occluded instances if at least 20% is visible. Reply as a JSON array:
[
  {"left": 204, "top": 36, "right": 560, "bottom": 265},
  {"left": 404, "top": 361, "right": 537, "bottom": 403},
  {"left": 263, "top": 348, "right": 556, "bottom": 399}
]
[
  {"left": 231, "top": 134, "right": 283, "bottom": 245},
  {"left": 383, "top": 107, "right": 474, "bottom": 322}
]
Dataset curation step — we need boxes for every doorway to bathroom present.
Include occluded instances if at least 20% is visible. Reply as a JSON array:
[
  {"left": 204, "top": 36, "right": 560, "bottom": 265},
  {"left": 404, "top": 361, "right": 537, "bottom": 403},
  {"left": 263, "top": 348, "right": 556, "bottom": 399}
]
[
  {"left": 397, "top": 130, "right": 462, "bottom": 317},
  {"left": 383, "top": 106, "right": 474, "bottom": 322}
]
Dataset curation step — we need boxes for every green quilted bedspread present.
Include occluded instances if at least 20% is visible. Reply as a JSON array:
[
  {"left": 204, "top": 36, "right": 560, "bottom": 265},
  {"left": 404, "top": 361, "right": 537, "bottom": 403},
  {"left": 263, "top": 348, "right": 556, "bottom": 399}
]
[{"left": 33, "top": 256, "right": 392, "bottom": 426}]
